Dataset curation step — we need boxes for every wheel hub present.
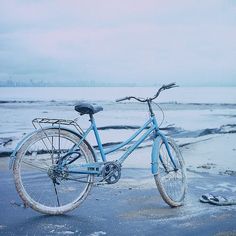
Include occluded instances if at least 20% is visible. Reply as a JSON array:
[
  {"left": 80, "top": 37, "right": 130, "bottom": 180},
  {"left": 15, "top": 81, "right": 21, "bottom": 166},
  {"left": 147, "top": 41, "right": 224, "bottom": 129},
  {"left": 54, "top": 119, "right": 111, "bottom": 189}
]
[{"left": 47, "top": 165, "right": 69, "bottom": 184}]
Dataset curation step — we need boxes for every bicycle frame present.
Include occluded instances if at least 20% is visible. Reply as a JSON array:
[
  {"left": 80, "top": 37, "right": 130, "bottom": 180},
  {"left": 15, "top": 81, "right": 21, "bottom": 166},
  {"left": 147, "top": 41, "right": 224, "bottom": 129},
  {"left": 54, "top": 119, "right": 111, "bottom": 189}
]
[{"left": 66, "top": 113, "right": 177, "bottom": 176}]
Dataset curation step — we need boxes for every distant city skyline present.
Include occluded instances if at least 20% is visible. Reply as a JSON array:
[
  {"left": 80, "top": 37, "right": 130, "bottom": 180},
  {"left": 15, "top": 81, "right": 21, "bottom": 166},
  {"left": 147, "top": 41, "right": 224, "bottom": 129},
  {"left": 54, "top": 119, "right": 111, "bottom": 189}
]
[
  {"left": 0, "top": 77, "right": 235, "bottom": 87},
  {"left": 0, "top": 1, "right": 236, "bottom": 87},
  {"left": 0, "top": 78, "right": 137, "bottom": 87}
]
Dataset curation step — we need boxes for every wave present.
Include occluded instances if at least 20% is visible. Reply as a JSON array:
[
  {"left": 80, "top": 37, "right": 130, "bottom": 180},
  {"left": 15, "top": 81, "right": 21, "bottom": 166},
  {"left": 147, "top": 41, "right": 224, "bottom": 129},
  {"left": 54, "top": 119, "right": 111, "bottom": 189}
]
[
  {"left": 195, "top": 124, "right": 236, "bottom": 137},
  {"left": 97, "top": 124, "right": 236, "bottom": 149},
  {"left": 1, "top": 99, "right": 236, "bottom": 106},
  {"left": 1, "top": 123, "right": 236, "bottom": 157},
  {"left": 98, "top": 123, "right": 236, "bottom": 137}
]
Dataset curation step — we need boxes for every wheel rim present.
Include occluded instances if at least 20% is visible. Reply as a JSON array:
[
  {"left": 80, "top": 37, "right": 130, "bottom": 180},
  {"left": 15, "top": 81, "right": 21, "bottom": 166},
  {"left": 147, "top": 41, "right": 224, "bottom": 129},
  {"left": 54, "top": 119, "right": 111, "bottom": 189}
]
[{"left": 16, "top": 130, "right": 93, "bottom": 212}]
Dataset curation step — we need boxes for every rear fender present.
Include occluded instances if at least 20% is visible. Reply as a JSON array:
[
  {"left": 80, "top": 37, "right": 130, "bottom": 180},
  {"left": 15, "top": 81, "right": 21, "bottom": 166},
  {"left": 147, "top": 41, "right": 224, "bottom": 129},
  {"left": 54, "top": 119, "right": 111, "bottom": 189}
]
[
  {"left": 9, "top": 129, "right": 40, "bottom": 170},
  {"left": 9, "top": 127, "right": 97, "bottom": 169}
]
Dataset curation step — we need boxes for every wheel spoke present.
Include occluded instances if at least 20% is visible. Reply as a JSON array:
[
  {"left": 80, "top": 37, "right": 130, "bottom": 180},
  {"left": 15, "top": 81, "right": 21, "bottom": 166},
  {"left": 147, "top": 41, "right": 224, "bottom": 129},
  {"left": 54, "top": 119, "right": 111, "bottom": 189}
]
[
  {"left": 53, "top": 182, "right": 60, "bottom": 207},
  {"left": 22, "top": 160, "right": 48, "bottom": 172},
  {"left": 63, "top": 176, "right": 92, "bottom": 184},
  {"left": 51, "top": 136, "right": 54, "bottom": 164}
]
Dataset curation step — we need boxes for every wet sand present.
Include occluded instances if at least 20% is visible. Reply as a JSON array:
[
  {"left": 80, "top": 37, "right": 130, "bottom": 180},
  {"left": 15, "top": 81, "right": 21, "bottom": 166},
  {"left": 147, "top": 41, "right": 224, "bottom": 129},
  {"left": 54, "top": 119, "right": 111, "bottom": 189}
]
[
  {"left": 1, "top": 132, "right": 236, "bottom": 235},
  {"left": 1, "top": 167, "right": 236, "bottom": 235}
]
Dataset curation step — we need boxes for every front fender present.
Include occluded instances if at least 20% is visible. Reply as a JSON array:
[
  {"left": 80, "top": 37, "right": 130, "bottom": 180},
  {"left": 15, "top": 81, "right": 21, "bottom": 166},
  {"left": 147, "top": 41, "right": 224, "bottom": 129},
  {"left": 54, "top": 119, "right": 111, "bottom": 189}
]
[{"left": 151, "top": 136, "right": 161, "bottom": 175}]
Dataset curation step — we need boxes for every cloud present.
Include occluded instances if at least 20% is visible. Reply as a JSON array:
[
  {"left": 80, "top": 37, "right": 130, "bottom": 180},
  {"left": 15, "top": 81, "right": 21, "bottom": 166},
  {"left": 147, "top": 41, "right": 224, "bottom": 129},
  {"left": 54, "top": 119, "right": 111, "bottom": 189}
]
[{"left": 0, "top": 0, "right": 236, "bottom": 85}]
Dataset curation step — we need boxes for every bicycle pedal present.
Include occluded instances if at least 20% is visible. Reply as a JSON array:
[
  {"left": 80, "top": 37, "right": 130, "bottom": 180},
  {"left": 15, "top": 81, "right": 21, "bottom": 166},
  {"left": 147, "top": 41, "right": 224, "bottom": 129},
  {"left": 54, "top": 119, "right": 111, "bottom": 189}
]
[{"left": 94, "top": 182, "right": 108, "bottom": 186}]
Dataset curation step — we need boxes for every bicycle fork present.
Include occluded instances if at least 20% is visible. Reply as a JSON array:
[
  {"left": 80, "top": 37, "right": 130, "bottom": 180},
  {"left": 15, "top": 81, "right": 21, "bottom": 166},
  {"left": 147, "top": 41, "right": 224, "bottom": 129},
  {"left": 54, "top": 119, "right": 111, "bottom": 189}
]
[{"left": 151, "top": 135, "right": 178, "bottom": 175}]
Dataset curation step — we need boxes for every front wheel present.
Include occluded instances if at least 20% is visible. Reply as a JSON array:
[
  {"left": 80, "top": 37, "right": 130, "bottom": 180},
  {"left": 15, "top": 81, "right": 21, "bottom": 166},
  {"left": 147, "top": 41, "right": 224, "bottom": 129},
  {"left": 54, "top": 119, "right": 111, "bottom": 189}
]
[
  {"left": 13, "top": 128, "right": 96, "bottom": 215},
  {"left": 154, "top": 138, "right": 186, "bottom": 207}
]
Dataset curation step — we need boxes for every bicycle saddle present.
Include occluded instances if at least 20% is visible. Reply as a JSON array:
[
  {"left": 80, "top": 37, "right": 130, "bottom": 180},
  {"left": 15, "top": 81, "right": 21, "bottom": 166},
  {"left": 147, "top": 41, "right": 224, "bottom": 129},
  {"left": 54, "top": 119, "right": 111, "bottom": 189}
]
[{"left": 74, "top": 101, "right": 103, "bottom": 115}]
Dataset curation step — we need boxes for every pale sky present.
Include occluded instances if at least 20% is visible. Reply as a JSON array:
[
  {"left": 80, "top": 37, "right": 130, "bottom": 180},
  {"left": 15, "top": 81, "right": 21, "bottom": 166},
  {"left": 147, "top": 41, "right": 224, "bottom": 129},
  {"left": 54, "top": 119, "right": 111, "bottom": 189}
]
[{"left": 0, "top": 0, "right": 236, "bottom": 86}]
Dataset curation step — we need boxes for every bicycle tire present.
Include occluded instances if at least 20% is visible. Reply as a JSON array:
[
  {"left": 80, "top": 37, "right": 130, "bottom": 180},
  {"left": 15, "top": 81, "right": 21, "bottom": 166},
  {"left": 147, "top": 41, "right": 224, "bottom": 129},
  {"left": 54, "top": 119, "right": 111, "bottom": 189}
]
[
  {"left": 154, "top": 138, "right": 186, "bottom": 207},
  {"left": 13, "top": 128, "right": 96, "bottom": 215}
]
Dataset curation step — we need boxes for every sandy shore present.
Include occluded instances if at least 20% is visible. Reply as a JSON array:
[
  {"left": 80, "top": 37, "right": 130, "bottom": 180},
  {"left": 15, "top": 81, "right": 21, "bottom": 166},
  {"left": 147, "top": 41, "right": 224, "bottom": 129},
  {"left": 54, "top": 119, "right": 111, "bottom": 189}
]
[
  {"left": 1, "top": 132, "right": 236, "bottom": 235},
  {"left": 183, "top": 133, "right": 236, "bottom": 176}
]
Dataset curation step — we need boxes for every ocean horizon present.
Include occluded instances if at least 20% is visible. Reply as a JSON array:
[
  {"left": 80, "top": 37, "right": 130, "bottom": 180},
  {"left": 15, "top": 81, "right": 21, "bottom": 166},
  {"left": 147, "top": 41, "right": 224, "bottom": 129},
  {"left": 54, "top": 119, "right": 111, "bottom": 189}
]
[{"left": 0, "top": 86, "right": 236, "bottom": 104}]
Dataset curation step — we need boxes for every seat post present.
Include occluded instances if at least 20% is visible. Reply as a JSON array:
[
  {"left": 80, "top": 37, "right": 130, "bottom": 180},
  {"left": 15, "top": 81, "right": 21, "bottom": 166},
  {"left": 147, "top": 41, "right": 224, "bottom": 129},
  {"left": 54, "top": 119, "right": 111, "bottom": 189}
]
[
  {"left": 89, "top": 114, "right": 96, "bottom": 127},
  {"left": 89, "top": 113, "right": 94, "bottom": 123},
  {"left": 89, "top": 113, "right": 106, "bottom": 162}
]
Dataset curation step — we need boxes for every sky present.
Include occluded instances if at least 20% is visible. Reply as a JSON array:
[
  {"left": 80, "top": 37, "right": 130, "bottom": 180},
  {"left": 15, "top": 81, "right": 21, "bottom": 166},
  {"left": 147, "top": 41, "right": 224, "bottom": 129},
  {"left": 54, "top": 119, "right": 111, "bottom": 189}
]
[{"left": 0, "top": 0, "right": 236, "bottom": 86}]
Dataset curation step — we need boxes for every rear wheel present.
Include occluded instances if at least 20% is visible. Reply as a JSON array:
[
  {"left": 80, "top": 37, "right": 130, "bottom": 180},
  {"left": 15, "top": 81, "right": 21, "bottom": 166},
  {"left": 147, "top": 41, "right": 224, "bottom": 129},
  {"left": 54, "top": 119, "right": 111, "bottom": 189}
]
[
  {"left": 154, "top": 138, "right": 186, "bottom": 207},
  {"left": 13, "top": 128, "right": 95, "bottom": 215}
]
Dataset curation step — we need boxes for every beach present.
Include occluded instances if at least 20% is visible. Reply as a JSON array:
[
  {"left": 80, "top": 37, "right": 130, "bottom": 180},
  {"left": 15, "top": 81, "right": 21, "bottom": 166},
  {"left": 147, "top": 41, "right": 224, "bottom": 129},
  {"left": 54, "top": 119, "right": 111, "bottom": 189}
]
[
  {"left": 1, "top": 87, "right": 236, "bottom": 172},
  {"left": 0, "top": 87, "right": 236, "bottom": 235}
]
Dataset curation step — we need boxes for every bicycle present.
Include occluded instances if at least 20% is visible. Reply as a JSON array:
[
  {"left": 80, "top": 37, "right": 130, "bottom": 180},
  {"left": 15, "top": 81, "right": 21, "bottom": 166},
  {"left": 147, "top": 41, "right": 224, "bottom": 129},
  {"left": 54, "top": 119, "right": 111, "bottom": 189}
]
[{"left": 10, "top": 83, "right": 186, "bottom": 215}]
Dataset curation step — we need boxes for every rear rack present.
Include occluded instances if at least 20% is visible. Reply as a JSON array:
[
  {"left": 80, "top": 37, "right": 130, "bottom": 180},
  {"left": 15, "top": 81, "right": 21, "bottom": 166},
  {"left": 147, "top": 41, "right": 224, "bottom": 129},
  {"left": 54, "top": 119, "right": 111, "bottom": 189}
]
[{"left": 32, "top": 118, "right": 84, "bottom": 134}]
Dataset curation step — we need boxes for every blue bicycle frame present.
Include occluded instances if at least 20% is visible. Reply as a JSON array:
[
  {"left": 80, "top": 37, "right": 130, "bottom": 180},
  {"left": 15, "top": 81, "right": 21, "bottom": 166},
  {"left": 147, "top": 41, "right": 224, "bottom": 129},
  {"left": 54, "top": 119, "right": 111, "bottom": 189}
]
[{"left": 65, "top": 112, "right": 177, "bottom": 176}]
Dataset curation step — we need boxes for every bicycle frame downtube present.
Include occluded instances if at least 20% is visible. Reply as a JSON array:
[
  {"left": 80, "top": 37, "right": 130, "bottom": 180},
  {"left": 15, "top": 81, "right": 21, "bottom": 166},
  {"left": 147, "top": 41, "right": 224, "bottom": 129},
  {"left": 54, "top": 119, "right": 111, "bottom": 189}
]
[
  {"left": 118, "top": 125, "right": 156, "bottom": 164},
  {"left": 104, "top": 118, "right": 153, "bottom": 155}
]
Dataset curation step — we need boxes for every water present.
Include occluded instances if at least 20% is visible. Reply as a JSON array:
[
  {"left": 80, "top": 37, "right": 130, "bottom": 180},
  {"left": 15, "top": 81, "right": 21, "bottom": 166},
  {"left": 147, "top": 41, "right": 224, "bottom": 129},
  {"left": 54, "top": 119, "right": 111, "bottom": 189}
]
[
  {"left": 1, "top": 87, "right": 236, "bottom": 176},
  {"left": 0, "top": 87, "right": 236, "bottom": 103},
  {"left": 0, "top": 86, "right": 236, "bottom": 154}
]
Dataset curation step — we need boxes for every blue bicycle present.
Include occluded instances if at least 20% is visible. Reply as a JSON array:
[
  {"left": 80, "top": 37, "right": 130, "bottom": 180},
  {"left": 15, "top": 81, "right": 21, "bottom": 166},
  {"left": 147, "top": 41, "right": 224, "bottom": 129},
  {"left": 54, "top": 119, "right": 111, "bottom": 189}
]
[{"left": 11, "top": 83, "right": 186, "bottom": 215}]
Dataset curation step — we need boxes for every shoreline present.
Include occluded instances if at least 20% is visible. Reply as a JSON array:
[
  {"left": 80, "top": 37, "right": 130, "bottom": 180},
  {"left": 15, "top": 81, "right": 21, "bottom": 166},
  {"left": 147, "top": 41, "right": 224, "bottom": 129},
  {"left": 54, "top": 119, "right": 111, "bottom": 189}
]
[
  {"left": 2, "top": 130, "right": 236, "bottom": 235},
  {"left": 2, "top": 132, "right": 236, "bottom": 177},
  {"left": 1, "top": 163, "right": 236, "bottom": 235},
  {"left": 1, "top": 122, "right": 236, "bottom": 155}
]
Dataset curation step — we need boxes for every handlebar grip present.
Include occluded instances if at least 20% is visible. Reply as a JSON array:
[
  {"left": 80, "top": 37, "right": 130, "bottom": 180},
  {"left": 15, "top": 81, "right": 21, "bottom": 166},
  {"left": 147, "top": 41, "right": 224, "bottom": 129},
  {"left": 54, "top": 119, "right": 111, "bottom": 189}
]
[
  {"left": 115, "top": 97, "right": 129, "bottom": 102},
  {"left": 167, "top": 82, "right": 176, "bottom": 87},
  {"left": 163, "top": 82, "right": 177, "bottom": 89}
]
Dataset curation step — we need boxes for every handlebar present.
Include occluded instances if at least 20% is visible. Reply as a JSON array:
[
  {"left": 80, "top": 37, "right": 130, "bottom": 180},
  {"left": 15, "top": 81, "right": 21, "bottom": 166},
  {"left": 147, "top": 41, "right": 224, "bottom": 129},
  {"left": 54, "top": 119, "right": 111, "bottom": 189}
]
[
  {"left": 115, "top": 97, "right": 130, "bottom": 102},
  {"left": 115, "top": 96, "right": 145, "bottom": 102},
  {"left": 162, "top": 82, "right": 178, "bottom": 90},
  {"left": 115, "top": 82, "right": 178, "bottom": 103}
]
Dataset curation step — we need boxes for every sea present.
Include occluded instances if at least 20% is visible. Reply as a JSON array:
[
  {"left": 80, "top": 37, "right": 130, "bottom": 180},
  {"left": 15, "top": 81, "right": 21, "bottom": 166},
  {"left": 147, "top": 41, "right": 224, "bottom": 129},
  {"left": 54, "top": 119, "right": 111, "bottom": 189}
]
[
  {"left": 0, "top": 87, "right": 236, "bottom": 103},
  {"left": 0, "top": 86, "right": 236, "bottom": 155}
]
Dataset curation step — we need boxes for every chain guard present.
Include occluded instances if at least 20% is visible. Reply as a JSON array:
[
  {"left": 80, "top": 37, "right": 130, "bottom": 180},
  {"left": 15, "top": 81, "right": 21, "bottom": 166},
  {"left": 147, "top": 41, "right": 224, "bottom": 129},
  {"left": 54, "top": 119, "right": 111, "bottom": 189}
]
[{"left": 102, "top": 162, "right": 121, "bottom": 184}]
